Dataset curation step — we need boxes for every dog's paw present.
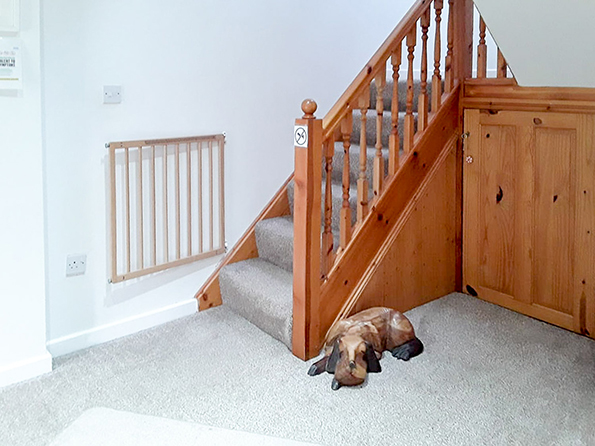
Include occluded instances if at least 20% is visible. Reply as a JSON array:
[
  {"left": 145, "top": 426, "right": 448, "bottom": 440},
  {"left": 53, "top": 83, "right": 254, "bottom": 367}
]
[
  {"left": 391, "top": 338, "right": 424, "bottom": 361},
  {"left": 307, "top": 364, "right": 320, "bottom": 376}
]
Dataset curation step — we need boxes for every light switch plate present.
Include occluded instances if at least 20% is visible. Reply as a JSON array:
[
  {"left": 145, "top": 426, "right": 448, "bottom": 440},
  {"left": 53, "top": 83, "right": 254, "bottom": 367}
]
[{"left": 103, "top": 85, "right": 122, "bottom": 104}]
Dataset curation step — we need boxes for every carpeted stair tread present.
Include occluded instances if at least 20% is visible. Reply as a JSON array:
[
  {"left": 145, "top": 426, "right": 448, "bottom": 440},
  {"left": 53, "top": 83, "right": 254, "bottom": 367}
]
[
  {"left": 219, "top": 258, "right": 293, "bottom": 348},
  {"left": 255, "top": 216, "right": 294, "bottom": 273},
  {"left": 350, "top": 110, "right": 416, "bottom": 148},
  {"left": 332, "top": 143, "right": 390, "bottom": 184},
  {"left": 369, "top": 80, "right": 437, "bottom": 113}
]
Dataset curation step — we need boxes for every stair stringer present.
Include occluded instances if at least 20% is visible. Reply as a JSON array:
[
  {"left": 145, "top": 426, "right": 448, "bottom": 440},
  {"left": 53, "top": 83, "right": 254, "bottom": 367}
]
[{"left": 316, "top": 86, "right": 461, "bottom": 351}]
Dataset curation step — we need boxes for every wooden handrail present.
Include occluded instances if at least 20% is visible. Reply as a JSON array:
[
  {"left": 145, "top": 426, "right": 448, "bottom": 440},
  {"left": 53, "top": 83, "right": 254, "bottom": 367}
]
[{"left": 322, "top": 0, "right": 431, "bottom": 140}]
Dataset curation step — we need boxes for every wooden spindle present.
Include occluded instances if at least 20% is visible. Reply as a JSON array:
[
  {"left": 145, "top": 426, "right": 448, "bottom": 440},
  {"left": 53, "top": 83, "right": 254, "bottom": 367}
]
[
  {"left": 404, "top": 25, "right": 417, "bottom": 153},
  {"left": 497, "top": 49, "right": 507, "bottom": 78},
  {"left": 186, "top": 143, "right": 192, "bottom": 256},
  {"left": 124, "top": 147, "right": 131, "bottom": 273},
  {"left": 444, "top": 0, "right": 454, "bottom": 92},
  {"left": 322, "top": 136, "right": 335, "bottom": 277},
  {"left": 175, "top": 143, "right": 180, "bottom": 260},
  {"left": 357, "top": 93, "right": 369, "bottom": 223},
  {"left": 197, "top": 142, "right": 203, "bottom": 254},
  {"left": 432, "top": 0, "right": 443, "bottom": 111},
  {"left": 374, "top": 70, "right": 386, "bottom": 197},
  {"left": 418, "top": 9, "right": 430, "bottom": 132},
  {"left": 162, "top": 145, "right": 169, "bottom": 262},
  {"left": 389, "top": 44, "right": 402, "bottom": 175},
  {"left": 477, "top": 17, "right": 487, "bottom": 78},
  {"left": 137, "top": 147, "right": 144, "bottom": 270},
  {"left": 209, "top": 140, "right": 214, "bottom": 251},
  {"left": 151, "top": 145, "right": 157, "bottom": 266},
  {"left": 340, "top": 112, "right": 353, "bottom": 250}
]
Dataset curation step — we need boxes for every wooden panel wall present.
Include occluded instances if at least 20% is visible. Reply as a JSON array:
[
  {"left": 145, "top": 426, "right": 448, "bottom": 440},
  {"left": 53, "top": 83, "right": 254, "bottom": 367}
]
[{"left": 353, "top": 142, "right": 458, "bottom": 315}]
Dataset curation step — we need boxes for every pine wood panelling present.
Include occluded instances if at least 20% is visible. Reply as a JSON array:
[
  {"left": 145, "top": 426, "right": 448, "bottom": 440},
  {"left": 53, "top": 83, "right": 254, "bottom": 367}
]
[
  {"left": 463, "top": 109, "right": 595, "bottom": 339},
  {"left": 354, "top": 142, "right": 457, "bottom": 314}
]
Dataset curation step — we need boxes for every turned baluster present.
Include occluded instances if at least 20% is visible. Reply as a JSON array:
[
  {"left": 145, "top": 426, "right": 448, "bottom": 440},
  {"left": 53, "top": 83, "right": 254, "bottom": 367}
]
[
  {"left": 444, "top": 0, "right": 454, "bottom": 92},
  {"left": 418, "top": 9, "right": 430, "bottom": 132},
  {"left": 373, "top": 70, "right": 386, "bottom": 197},
  {"left": 340, "top": 113, "right": 353, "bottom": 250},
  {"left": 389, "top": 43, "right": 402, "bottom": 175},
  {"left": 357, "top": 94, "right": 369, "bottom": 223},
  {"left": 432, "top": 0, "right": 443, "bottom": 111},
  {"left": 404, "top": 25, "right": 417, "bottom": 153},
  {"left": 497, "top": 49, "right": 507, "bottom": 78},
  {"left": 322, "top": 136, "right": 335, "bottom": 277},
  {"left": 477, "top": 17, "right": 487, "bottom": 78}
]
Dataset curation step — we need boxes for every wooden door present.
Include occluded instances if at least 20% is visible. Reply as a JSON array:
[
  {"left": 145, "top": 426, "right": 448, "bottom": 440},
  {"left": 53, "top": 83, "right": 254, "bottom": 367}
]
[{"left": 463, "top": 109, "right": 595, "bottom": 338}]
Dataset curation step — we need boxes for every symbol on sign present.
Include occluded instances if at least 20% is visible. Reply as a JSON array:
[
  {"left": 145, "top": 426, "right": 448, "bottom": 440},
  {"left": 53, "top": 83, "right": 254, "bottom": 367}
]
[{"left": 295, "top": 127, "right": 307, "bottom": 146}]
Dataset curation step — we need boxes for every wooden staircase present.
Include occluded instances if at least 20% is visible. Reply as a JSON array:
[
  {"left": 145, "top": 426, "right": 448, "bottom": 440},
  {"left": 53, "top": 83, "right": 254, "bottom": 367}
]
[{"left": 196, "top": 0, "right": 595, "bottom": 360}]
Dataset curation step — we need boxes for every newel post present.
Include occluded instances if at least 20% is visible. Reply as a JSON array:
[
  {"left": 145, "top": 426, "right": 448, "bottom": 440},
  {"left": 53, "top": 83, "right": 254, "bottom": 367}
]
[
  {"left": 452, "top": 0, "right": 474, "bottom": 82},
  {"left": 292, "top": 99, "right": 323, "bottom": 361}
]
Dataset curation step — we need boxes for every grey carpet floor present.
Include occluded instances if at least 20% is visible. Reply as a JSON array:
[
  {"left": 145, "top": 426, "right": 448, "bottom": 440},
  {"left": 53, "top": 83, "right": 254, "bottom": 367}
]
[{"left": 1, "top": 293, "right": 595, "bottom": 446}]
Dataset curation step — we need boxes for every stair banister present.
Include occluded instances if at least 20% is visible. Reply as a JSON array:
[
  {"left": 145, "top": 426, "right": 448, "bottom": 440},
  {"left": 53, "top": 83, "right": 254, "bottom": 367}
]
[{"left": 292, "top": 99, "right": 323, "bottom": 360}]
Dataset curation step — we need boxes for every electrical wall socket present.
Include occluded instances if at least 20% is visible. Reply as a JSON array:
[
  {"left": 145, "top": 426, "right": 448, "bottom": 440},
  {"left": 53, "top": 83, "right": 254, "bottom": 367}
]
[{"left": 66, "top": 254, "right": 87, "bottom": 277}]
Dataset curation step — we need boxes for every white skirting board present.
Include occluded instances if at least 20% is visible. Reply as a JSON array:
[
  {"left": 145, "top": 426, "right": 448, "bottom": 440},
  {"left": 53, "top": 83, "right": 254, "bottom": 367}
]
[
  {"left": 47, "top": 299, "right": 198, "bottom": 358},
  {"left": 0, "top": 352, "right": 53, "bottom": 388}
]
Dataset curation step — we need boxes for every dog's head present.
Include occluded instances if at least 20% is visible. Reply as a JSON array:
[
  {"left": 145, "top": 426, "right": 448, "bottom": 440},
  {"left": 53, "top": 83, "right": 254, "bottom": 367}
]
[{"left": 325, "top": 334, "right": 381, "bottom": 390}]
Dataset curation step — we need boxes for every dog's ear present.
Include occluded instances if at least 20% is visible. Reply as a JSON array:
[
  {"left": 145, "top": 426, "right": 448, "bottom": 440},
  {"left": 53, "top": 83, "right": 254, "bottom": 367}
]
[
  {"left": 365, "top": 342, "right": 382, "bottom": 373},
  {"left": 325, "top": 339, "right": 341, "bottom": 374}
]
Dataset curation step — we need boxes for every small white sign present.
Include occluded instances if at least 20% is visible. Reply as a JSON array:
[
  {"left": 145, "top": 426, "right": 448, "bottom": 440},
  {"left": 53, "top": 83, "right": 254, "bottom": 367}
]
[
  {"left": 0, "top": 38, "right": 22, "bottom": 89},
  {"left": 294, "top": 125, "right": 308, "bottom": 148}
]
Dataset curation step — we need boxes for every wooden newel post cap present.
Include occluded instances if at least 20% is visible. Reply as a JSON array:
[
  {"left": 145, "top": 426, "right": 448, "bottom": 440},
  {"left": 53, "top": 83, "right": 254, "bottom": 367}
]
[{"left": 301, "top": 99, "right": 317, "bottom": 118}]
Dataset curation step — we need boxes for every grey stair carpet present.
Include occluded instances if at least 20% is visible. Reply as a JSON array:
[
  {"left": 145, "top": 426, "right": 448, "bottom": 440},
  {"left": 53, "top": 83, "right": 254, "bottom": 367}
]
[
  {"left": 218, "top": 80, "right": 426, "bottom": 350},
  {"left": 219, "top": 258, "right": 293, "bottom": 348}
]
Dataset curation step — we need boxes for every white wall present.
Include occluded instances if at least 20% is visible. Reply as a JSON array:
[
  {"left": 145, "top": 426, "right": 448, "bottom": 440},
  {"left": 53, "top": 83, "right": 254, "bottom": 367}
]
[
  {"left": 474, "top": 0, "right": 595, "bottom": 88},
  {"left": 0, "top": 0, "right": 52, "bottom": 387},
  {"left": 42, "top": 0, "right": 416, "bottom": 356}
]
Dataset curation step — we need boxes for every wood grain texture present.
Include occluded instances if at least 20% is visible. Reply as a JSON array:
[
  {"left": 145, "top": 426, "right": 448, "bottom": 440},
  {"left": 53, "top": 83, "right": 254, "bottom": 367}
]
[
  {"left": 195, "top": 175, "right": 292, "bottom": 311},
  {"left": 292, "top": 116, "right": 323, "bottom": 360},
  {"left": 463, "top": 109, "right": 595, "bottom": 340},
  {"left": 353, "top": 139, "right": 457, "bottom": 315},
  {"left": 318, "top": 87, "right": 460, "bottom": 349}
]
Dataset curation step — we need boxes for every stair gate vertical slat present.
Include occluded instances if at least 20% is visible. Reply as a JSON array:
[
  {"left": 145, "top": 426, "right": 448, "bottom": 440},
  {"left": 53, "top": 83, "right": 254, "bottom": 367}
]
[
  {"left": 163, "top": 144, "right": 169, "bottom": 262},
  {"left": 322, "top": 136, "right": 335, "bottom": 277},
  {"left": 125, "top": 147, "right": 131, "bottom": 273},
  {"left": 444, "top": 0, "right": 455, "bottom": 92},
  {"left": 151, "top": 145, "right": 157, "bottom": 266},
  {"left": 197, "top": 142, "right": 203, "bottom": 254},
  {"left": 340, "top": 112, "right": 353, "bottom": 250},
  {"left": 432, "top": 0, "right": 443, "bottom": 112},
  {"left": 187, "top": 143, "right": 192, "bottom": 256},
  {"left": 389, "top": 43, "right": 402, "bottom": 175},
  {"left": 218, "top": 136, "right": 226, "bottom": 254},
  {"left": 137, "top": 147, "right": 144, "bottom": 269},
  {"left": 209, "top": 140, "right": 214, "bottom": 251},
  {"left": 109, "top": 146, "right": 118, "bottom": 281},
  {"left": 373, "top": 71, "right": 386, "bottom": 197},
  {"left": 477, "top": 17, "right": 487, "bottom": 78},
  {"left": 357, "top": 94, "right": 369, "bottom": 223},
  {"left": 292, "top": 100, "right": 322, "bottom": 360},
  {"left": 404, "top": 24, "right": 417, "bottom": 153},
  {"left": 175, "top": 143, "right": 181, "bottom": 260},
  {"left": 418, "top": 8, "right": 430, "bottom": 132}
]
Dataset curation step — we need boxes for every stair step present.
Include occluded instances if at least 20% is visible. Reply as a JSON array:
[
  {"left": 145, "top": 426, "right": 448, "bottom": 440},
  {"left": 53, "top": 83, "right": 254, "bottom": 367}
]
[
  {"left": 219, "top": 258, "right": 293, "bottom": 348},
  {"left": 369, "top": 80, "right": 436, "bottom": 113},
  {"left": 332, "top": 143, "right": 389, "bottom": 184},
  {"left": 255, "top": 216, "right": 294, "bottom": 273}
]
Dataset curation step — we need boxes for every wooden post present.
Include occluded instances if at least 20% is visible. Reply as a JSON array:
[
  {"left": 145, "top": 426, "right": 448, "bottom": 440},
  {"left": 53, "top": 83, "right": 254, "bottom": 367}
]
[
  {"left": 444, "top": 0, "right": 455, "bottom": 92},
  {"left": 453, "top": 0, "right": 474, "bottom": 82},
  {"left": 389, "top": 44, "right": 402, "bottom": 175},
  {"left": 357, "top": 94, "right": 369, "bottom": 223},
  {"left": 477, "top": 17, "right": 487, "bottom": 78},
  {"left": 373, "top": 71, "right": 386, "bottom": 197},
  {"left": 404, "top": 25, "right": 417, "bottom": 153},
  {"left": 340, "top": 112, "right": 353, "bottom": 249},
  {"left": 293, "top": 99, "right": 322, "bottom": 361}
]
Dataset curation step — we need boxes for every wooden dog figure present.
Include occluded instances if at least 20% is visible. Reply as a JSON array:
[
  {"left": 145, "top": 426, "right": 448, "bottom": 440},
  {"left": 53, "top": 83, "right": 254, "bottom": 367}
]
[{"left": 307, "top": 307, "right": 423, "bottom": 390}]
